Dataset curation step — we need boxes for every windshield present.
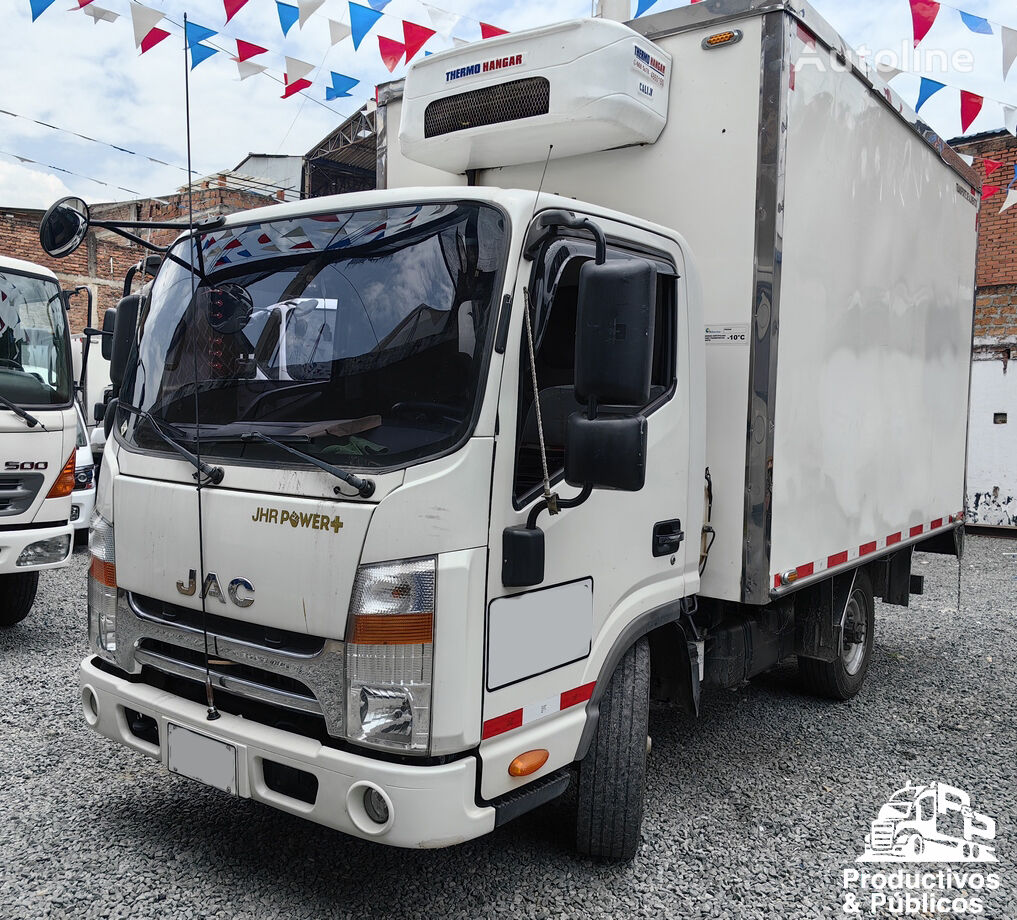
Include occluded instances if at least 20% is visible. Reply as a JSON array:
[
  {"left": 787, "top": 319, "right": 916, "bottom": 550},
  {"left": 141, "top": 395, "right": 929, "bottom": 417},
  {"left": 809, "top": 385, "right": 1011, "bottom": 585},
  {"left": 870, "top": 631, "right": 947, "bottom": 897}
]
[
  {"left": 121, "top": 202, "right": 507, "bottom": 469},
  {"left": 0, "top": 270, "right": 72, "bottom": 407}
]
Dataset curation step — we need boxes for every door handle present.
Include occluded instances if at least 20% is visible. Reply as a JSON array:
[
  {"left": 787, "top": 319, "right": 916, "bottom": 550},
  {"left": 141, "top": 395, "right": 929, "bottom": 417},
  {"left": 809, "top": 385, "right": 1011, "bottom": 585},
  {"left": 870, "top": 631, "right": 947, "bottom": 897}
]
[{"left": 652, "top": 519, "right": 684, "bottom": 558}]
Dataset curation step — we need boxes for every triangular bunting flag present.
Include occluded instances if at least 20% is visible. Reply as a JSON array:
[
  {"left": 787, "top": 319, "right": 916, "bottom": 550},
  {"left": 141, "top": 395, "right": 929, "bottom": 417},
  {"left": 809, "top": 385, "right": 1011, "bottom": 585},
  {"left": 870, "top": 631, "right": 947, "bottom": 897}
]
[
  {"left": 480, "top": 22, "right": 508, "bottom": 39},
  {"left": 959, "top": 154, "right": 975, "bottom": 166},
  {"left": 1004, "top": 104, "right": 1017, "bottom": 137},
  {"left": 285, "top": 56, "right": 315, "bottom": 83},
  {"left": 634, "top": 0, "right": 659, "bottom": 16},
  {"left": 185, "top": 21, "right": 217, "bottom": 48},
  {"left": 223, "top": 0, "right": 249, "bottom": 24},
  {"left": 367, "top": 0, "right": 390, "bottom": 8},
  {"left": 423, "top": 4, "right": 459, "bottom": 37},
  {"left": 326, "top": 72, "right": 359, "bottom": 100},
  {"left": 915, "top": 77, "right": 945, "bottom": 112},
  {"left": 298, "top": 0, "right": 324, "bottom": 27},
  {"left": 1000, "top": 189, "right": 1017, "bottom": 213},
  {"left": 236, "top": 60, "right": 267, "bottom": 80},
  {"left": 282, "top": 78, "right": 313, "bottom": 99},
  {"left": 403, "top": 20, "right": 436, "bottom": 61},
  {"left": 235, "top": 38, "right": 267, "bottom": 62},
  {"left": 960, "top": 90, "right": 983, "bottom": 133},
  {"left": 379, "top": 35, "right": 405, "bottom": 72},
  {"left": 1003, "top": 27, "right": 1017, "bottom": 80},
  {"left": 276, "top": 1, "right": 299, "bottom": 36},
  {"left": 875, "top": 61, "right": 902, "bottom": 82},
  {"left": 190, "top": 43, "right": 219, "bottom": 69},
  {"left": 81, "top": 5, "right": 118, "bottom": 23},
  {"left": 982, "top": 185, "right": 1000, "bottom": 200},
  {"left": 959, "top": 11, "right": 992, "bottom": 35},
  {"left": 140, "top": 26, "right": 170, "bottom": 53},
  {"left": 452, "top": 37, "right": 468, "bottom": 48},
  {"left": 909, "top": 0, "right": 940, "bottom": 48},
  {"left": 29, "top": 0, "right": 58, "bottom": 19},
  {"left": 984, "top": 158, "right": 1003, "bottom": 177},
  {"left": 329, "top": 19, "right": 351, "bottom": 45},
  {"left": 349, "top": 2, "right": 383, "bottom": 50},
  {"left": 71, "top": 0, "right": 93, "bottom": 7},
  {"left": 130, "top": 2, "right": 165, "bottom": 48}
]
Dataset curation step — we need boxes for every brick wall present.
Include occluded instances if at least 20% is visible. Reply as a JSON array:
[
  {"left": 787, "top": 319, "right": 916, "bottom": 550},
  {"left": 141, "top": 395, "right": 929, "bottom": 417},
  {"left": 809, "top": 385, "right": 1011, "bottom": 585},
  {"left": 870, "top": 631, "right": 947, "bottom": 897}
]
[
  {"left": 0, "top": 185, "right": 271, "bottom": 334},
  {"left": 973, "top": 286, "right": 1017, "bottom": 345}
]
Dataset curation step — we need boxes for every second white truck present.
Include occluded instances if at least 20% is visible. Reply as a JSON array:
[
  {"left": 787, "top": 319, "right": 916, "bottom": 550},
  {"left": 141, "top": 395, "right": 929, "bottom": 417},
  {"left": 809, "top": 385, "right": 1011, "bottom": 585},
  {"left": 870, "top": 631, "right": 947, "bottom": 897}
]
[{"left": 56, "top": 1, "right": 975, "bottom": 860}]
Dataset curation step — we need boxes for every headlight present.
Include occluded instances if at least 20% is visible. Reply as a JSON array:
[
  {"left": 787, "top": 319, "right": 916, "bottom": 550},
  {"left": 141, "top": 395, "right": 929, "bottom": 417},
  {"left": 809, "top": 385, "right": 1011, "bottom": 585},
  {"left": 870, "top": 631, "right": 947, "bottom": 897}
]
[
  {"left": 87, "top": 513, "right": 117, "bottom": 656},
  {"left": 17, "top": 535, "right": 71, "bottom": 566},
  {"left": 345, "top": 557, "right": 435, "bottom": 754}
]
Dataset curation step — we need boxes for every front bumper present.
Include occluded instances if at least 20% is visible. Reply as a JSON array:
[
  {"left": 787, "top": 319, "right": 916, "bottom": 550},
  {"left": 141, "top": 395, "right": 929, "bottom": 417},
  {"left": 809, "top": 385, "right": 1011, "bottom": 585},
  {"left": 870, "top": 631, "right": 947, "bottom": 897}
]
[
  {"left": 79, "top": 656, "right": 496, "bottom": 848},
  {"left": 0, "top": 522, "right": 73, "bottom": 574}
]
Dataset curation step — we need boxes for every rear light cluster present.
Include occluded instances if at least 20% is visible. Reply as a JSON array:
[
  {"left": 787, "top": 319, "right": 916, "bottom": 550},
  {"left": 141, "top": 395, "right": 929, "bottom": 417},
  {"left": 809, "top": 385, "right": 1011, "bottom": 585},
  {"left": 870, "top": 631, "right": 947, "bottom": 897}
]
[
  {"left": 345, "top": 557, "right": 435, "bottom": 754},
  {"left": 88, "top": 513, "right": 118, "bottom": 655}
]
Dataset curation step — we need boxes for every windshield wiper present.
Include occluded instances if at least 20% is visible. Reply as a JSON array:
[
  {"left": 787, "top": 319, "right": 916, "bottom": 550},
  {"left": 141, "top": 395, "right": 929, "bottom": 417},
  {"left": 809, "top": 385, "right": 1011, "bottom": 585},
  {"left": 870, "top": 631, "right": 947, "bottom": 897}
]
[
  {"left": 119, "top": 401, "right": 224, "bottom": 485},
  {"left": 240, "top": 430, "right": 375, "bottom": 498},
  {"left": 0, "top": 394, "right": 46, "bottom": 430}
]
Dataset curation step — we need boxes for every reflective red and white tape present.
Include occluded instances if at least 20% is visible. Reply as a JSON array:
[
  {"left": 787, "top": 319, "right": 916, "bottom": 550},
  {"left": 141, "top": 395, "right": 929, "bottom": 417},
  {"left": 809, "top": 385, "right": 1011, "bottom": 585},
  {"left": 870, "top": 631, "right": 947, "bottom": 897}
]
[
  {"left": 772, "top": 512, "right": 965, "bottom": 590},
  {"left": 482, "top": 681, "right": 596, "bottom": 740}
]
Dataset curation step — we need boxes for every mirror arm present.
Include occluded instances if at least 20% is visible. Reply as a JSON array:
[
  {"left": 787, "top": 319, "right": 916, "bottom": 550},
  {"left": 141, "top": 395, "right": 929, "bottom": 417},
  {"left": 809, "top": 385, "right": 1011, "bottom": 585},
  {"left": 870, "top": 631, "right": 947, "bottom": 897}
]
[
  {"left": 91, "top": 217, "right": 225, "bottom": 232},
  {"left": 100, "top": 227, "right": 207, "bottom": 281},
  {"left": 526, "top": 483, "right": 593, "bottom": 531}
]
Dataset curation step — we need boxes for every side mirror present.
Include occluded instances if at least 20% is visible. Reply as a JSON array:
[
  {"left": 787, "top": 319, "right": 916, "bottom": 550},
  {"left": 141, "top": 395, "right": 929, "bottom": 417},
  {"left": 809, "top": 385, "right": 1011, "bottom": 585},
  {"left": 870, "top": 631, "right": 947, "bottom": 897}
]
[
  {"left": 39, "top": 197, "right": 91, "bottom": 258},
  {"left": 100, "top": 309, "right": 117, "bottom": 361},
  {"left": 565, "top": 414, "right": 647, "bottom": 491},
  {"left": 109, "top": 295, "right": 141, "bottom": 391}
]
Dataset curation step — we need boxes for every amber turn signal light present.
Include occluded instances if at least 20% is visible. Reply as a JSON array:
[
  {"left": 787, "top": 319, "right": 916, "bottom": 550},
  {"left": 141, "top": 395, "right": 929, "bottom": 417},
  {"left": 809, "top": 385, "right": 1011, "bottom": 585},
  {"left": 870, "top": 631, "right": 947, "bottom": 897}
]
[
  {"left": 508, "top": 749, "right": 549, "bottom": 777},
  {"left": 46, "top": 452, "right": 76, "bottom": 499}
]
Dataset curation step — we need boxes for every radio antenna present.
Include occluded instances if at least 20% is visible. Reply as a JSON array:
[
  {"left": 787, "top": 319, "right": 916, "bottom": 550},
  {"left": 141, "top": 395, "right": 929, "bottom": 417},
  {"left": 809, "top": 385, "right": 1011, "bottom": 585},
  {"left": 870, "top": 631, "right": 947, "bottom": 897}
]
[{"left": 184, "top": 14, "right": 219, "bottom": 722}]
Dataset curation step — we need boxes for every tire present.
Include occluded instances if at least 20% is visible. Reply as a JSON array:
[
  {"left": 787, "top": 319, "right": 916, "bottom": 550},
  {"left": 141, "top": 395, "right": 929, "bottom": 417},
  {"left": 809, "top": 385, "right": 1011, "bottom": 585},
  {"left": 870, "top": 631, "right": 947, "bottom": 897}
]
[
  {"left": 0, "top": 571, "right": 40, "bottom": 628},
  {"left": 575, "top": 636, "right": 650, "bottom": 861},
  {"left": 799, "top": 569, "right": 875, "bottom": 700}
]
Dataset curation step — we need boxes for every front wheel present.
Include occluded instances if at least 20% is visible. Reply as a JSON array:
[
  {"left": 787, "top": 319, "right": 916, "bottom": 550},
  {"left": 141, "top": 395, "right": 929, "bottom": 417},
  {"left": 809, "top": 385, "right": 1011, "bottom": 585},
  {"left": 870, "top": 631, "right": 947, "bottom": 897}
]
[
  {"left": 0, "top": 571, "right": 40, "bottom": 628},
  {"left": 799, "top": 569, "right": 875, "bottom": 700},
  {"left": 575, "top": 636, "right": 650, "bottom": 861}
]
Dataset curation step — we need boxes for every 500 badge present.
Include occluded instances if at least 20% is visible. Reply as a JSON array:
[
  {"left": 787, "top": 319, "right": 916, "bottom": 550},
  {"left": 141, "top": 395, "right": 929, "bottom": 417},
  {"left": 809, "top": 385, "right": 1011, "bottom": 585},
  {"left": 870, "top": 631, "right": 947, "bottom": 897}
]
[{"left": 5, "top": 461, "right": 48, "bottom": 471}]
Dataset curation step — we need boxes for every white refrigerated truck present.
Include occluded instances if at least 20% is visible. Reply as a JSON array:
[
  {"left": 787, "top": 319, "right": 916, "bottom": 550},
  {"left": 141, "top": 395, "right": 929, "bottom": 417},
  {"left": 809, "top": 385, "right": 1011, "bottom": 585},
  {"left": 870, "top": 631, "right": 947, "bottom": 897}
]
[
  {"left": 62, "top": 0, "right": 975, "bottom": 860},
  {"left": 0, "top": 256, "right": 77, "bottom": 626}
]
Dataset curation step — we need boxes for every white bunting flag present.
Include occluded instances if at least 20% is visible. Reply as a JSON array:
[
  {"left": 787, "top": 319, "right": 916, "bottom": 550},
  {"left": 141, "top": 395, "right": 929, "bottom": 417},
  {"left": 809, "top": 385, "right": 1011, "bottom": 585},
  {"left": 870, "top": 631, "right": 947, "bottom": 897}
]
[
  {"left": 999, "top": 189, "right": 1017, "bottom": 213},
  {"left": 875, "top": 61, "right": 902, "bottom": 82},
  {"left": 236, "top": 60, "right": 267, "bottom": 80},
  {"left": 452, "top": 36, "right": 469, "bottom": 48},
  {"left": 1004, "top": 104, "right": 1017, "bottom": 137},
  {"left": 285, "top": 56, "right": 315, "bottom": 83},
  {"left": 959, "top": 154, "right": 975, "bottom": 166},
  {"left": 298, "top": 0, "right": 325, "bottom": 28},
  {"left": 329, "top": 19, "right": 351, "bottom": 45},
  {"left": 424, "top": 4, "right": 460, "bottom": 38},
  {"left": 1003, "top": 26, "right": 1017, "bottom": 80},
  {"left": 129, "top": 1, "right": 164, "bottom": 48},
  {"left": 80, "top": 4, "right": 118, "bottom": 22}
]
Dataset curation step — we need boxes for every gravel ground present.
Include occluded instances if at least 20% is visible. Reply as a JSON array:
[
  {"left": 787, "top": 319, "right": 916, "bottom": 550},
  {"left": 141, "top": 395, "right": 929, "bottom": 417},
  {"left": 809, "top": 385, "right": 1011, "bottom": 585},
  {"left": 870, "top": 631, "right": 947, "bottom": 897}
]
[{"left": 1, "top": 536, "right": 1015, "bottom": 919}]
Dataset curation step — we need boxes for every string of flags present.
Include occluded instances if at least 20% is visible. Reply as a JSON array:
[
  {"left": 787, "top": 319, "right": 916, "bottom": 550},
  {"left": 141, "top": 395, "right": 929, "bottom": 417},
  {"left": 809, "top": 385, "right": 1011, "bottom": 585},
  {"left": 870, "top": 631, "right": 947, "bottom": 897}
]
[{"left": 28, "top": 0, "right": 510, "bottom": 106}]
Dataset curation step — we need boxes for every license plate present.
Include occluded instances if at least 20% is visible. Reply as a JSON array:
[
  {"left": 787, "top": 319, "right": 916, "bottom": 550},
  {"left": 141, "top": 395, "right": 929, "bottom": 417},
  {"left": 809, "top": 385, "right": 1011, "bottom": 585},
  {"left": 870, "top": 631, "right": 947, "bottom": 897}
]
[{"left": 166, "top": 723, "right": 238, "bottom": 796}]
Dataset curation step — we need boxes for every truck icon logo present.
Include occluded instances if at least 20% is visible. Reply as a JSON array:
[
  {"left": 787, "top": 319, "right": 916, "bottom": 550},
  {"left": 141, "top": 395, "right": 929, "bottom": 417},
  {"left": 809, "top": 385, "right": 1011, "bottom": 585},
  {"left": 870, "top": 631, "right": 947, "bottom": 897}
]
[{"left": 857, "top": 782, "right": 997, "bottom": 863}]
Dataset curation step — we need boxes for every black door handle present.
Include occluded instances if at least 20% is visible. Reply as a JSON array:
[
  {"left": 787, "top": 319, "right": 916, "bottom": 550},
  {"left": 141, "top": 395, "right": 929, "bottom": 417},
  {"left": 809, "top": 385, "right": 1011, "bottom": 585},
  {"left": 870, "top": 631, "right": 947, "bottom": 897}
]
[{"left": 652, "top": 519, "right": 684, "bottom": 558}]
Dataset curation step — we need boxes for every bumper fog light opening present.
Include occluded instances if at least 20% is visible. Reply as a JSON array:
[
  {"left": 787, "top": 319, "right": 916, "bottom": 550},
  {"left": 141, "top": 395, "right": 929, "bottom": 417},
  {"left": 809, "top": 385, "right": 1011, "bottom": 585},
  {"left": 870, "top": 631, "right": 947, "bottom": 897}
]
[
  {"left": 81, "top": 685, "right": 99, "bottom": 726},
  {"left": 346, "top": 781, "right": 394, "bottom": 836}
]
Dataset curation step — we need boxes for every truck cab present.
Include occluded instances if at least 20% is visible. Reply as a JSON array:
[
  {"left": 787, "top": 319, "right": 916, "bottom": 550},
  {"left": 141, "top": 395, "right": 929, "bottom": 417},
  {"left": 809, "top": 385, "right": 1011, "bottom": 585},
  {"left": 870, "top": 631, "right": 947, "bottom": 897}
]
[{"left": 0, "top": 256, "right": 77, "bottom": 627}]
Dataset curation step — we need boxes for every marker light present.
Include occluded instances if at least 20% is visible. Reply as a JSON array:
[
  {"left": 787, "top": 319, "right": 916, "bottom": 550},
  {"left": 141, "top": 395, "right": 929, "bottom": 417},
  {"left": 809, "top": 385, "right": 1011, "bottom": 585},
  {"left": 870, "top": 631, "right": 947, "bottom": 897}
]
[
  {"left": 702, "top": 29, "right": 743, "bottom": 49},
  {"left": 345, "top": 557, "right": 436, "bottom": 754},
  {"left": 46, "top": 452, "right": 76, "bottom": 499},
  {"left": 509, "top": 749, "right": 549, "bottom": 777},
  {"left": 88, "top": 513, "right": 118, "bottom": 655}
]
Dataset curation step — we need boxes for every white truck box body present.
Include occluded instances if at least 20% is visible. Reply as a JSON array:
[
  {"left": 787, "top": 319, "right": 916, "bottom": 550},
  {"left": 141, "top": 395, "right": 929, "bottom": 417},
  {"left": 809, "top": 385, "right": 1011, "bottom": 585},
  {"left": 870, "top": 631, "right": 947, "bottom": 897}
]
[{"left": 392, "top": 1, "right": 978, "bottom": 604}]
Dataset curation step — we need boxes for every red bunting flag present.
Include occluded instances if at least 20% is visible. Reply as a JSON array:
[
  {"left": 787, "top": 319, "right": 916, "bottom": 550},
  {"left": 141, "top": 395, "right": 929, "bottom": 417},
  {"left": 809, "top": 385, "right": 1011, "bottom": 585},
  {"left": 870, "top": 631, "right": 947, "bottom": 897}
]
[
  {"left": 72, "top": 1, "right": 94, "bottom": 6},
  {"left": 281, "top": 77, "right": 312, "bottom": 99},
  {"left": 909, "top": 0, "right": 940, "bottom": 48},
  {"left": 480, "top": 22, "right": 508, "bottom": 39},
  {"left": 982, "top": 185, "right": 1000, "bottom": 200},
  {"left": 141, "top": 27, "right": 170, "bottom": 53},
  {"left": 223, "top": 0, "right": 249, "bottom": 23},
  {"left": 984, "top": 158, "right": 1003, "bottom": 176},
  {"left": 235, "top": 38, "right": 268, "bottom": 62},
  {"left": 960, "top": 90, "right": 984, "bottom": 133},
  {"left": 379, "top": 35, "right": 406, "bottom": 72},
  {"left": 403, "top": 20, "right": 436, "bottom": 61}
]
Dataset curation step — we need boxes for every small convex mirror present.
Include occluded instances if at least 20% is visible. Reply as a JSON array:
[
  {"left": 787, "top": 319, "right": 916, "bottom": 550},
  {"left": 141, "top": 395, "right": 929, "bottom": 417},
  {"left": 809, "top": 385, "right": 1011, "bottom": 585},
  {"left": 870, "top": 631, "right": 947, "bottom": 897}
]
[
  {"left": 39, "top": 197, "right": 91, "bottom": 258},
  {"left": 198, "top": 283, "right": 254, "bottom": 334}
]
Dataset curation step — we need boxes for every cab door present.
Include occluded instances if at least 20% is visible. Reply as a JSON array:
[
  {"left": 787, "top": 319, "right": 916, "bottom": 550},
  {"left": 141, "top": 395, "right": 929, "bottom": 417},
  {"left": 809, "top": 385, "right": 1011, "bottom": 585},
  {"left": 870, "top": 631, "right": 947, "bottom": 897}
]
[{"left": 479, "top": 213, "right": 697, "bottom": 800}]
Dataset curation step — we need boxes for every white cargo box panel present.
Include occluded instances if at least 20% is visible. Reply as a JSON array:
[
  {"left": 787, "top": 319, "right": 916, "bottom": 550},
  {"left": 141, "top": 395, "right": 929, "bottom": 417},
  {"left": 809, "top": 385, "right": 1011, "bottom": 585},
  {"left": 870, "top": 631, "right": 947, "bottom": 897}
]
[{"left": 399, "top": 18, "right": 670, "bottom": 173}]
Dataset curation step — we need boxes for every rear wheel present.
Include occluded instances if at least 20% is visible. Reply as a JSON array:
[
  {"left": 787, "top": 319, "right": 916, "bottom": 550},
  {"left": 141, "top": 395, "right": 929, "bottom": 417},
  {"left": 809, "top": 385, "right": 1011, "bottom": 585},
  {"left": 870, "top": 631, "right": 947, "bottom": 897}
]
[
  {"left": 0, "top": 571, "right": 40, "bottom": 628},
  {"left": 799, "top": 569, "right": 874, "bottom": 700},
  {"left": 575, "top": 636, "right": 650, "bottom": 861}
]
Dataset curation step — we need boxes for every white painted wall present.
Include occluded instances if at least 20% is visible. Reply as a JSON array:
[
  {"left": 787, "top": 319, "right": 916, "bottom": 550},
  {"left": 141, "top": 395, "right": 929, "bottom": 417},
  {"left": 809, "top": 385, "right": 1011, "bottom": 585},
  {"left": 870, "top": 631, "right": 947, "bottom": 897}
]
[{"left": 967, "top": 356, "right": 1017, "bottom": 527}]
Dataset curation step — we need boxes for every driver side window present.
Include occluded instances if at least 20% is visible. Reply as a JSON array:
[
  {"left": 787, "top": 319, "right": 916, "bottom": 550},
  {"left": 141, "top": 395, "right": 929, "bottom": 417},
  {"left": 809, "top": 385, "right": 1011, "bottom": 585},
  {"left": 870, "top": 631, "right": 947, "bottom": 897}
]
[{"left": 512, "top": 244, "right": 677, "bottom": 504}]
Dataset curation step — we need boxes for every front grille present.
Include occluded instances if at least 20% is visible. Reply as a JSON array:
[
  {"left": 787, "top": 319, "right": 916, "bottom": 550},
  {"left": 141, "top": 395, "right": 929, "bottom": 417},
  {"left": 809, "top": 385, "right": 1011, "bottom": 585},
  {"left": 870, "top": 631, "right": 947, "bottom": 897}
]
[
  {"left": 0, "top": 473, "right": 44, "bottom": 516},
  {"left": 424, "top": 77, "right": 550, "bottom": 138}
]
